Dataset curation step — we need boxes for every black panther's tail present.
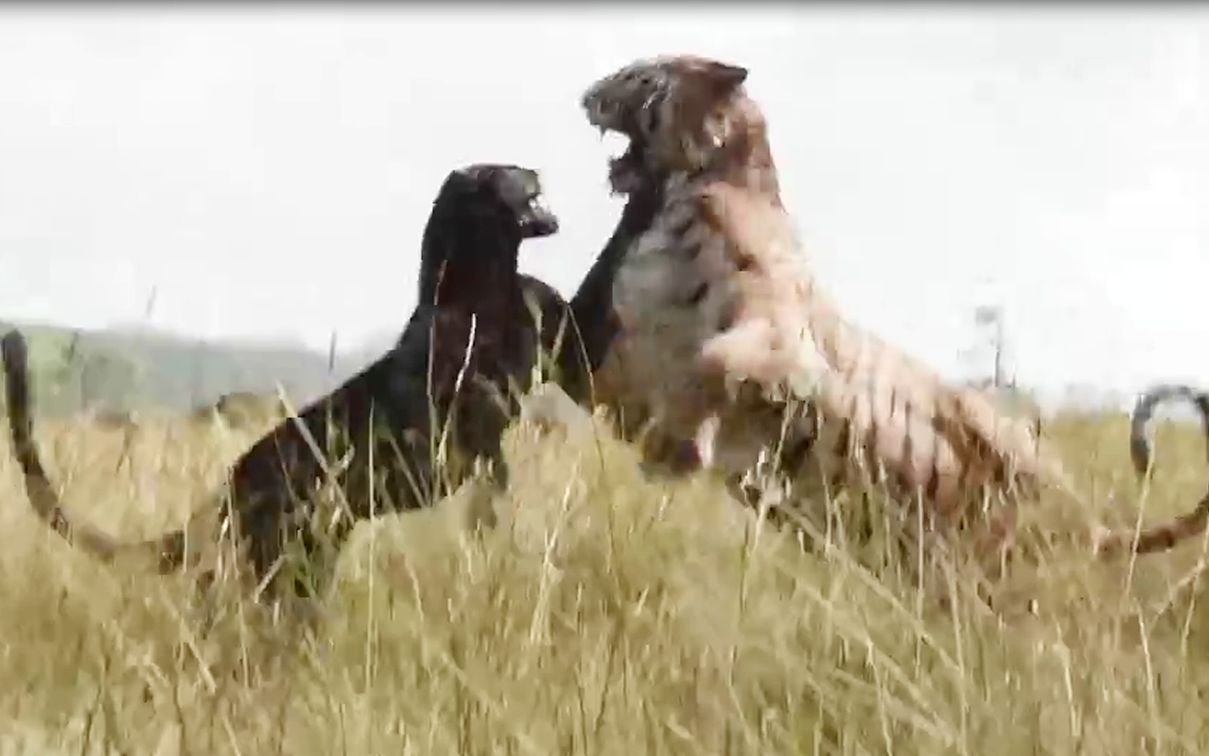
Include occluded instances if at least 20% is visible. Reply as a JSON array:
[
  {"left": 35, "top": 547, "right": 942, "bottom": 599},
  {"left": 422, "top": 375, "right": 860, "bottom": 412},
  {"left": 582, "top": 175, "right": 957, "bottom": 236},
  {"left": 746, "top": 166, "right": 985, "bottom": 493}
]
[{"left": 2, "top": 329, "right": 195, "bottom": 569}]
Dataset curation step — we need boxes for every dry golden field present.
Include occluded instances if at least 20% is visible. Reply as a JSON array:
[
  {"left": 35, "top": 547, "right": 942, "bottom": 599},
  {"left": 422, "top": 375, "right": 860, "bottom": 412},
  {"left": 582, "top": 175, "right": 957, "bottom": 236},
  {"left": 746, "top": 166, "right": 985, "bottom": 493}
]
[{"left": 0, "top": 397, "right": 1207, "bottom": 755}]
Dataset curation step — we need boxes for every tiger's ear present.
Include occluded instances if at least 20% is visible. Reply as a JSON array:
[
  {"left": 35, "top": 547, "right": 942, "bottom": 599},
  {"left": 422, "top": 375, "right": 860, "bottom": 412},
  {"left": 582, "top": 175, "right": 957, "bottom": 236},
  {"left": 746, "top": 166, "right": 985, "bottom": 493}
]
[{"left": 703, "top": 61, "right": 748, "bottom": 93}]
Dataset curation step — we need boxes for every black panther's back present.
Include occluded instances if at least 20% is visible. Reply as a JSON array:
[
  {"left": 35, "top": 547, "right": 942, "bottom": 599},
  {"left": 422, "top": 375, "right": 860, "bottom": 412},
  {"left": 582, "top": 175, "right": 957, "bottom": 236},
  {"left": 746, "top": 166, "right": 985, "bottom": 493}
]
[
  {"left": 226, "top": 309, "right": 438, "bottom": 579},
  {"left": 227, "top": 294, "right": 545, "bottom": 581}
]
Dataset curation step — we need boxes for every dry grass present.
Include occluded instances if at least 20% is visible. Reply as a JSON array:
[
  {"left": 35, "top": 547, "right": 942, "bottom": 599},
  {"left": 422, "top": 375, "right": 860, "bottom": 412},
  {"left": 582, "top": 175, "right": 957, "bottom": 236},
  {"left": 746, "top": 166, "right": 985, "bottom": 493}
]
[{"left": 0, "top": 400, "right": 1208, "bottom": 755}]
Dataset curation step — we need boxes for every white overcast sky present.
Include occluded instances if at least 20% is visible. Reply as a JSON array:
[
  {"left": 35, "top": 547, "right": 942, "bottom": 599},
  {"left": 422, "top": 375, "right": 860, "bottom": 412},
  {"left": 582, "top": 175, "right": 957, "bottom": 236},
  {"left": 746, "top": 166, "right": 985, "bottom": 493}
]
[{"left": 0, "top": 4, "right": 1206, "bottom": 396}]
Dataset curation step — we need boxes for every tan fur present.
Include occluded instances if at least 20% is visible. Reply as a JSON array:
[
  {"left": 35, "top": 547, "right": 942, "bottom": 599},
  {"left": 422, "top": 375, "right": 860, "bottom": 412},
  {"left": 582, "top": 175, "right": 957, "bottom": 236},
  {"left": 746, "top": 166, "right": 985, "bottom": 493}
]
[
  {"left": 690, "top": 101, "right": 1209, "bottom": 563},
  {"left": 582, "top": 54, "right": 1209, "bottom": 577},
  {"left": 583, "top": 56, "right": 825, "bottom": 469}
]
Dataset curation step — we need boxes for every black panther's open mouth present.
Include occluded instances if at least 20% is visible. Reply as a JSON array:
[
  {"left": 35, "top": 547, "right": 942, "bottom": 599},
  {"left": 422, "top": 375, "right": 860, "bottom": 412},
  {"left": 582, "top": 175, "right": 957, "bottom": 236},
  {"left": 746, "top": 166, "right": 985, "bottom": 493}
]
[{"left": 518, "top": 193, "right": 559, "bottom": 239}]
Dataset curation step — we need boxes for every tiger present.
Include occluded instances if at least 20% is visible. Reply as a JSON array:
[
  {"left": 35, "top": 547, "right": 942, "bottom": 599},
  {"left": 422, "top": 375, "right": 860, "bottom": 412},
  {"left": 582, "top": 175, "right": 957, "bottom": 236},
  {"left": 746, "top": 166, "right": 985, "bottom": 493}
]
[{"left": 577, "top": 53, "right": 1209, "bottom": 586}]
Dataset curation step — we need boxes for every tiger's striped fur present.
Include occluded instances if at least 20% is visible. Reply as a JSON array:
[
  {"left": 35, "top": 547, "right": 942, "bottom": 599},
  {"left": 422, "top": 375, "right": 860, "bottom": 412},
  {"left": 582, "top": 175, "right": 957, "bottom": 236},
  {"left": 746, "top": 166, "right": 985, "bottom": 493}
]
[
  {"left": 581, "top": 54, "right": 1209, "bottom": 577},
  {"left": 582, "top": 55, "right": 825, "bottom": 472}
]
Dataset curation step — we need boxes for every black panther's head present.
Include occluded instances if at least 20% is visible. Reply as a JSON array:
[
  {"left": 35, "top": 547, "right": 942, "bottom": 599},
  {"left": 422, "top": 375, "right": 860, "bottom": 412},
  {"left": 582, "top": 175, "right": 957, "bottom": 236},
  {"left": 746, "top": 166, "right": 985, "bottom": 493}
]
[
  {"left": 439, "top": 163, "right": 560, "bottom": 240},
  {"left": 418, "top": 164, "right": 560, "bottom": 306}
]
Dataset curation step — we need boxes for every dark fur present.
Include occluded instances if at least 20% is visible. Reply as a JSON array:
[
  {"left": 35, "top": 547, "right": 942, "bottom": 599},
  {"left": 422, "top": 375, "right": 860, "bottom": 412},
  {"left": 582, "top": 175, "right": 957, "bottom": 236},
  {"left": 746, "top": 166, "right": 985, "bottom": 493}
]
[
  {"left": 562, "top": 182, "right": 664, "bottom": 401},
  {"left": 2, "top": 163, "right": 573, "bottom": 601}
]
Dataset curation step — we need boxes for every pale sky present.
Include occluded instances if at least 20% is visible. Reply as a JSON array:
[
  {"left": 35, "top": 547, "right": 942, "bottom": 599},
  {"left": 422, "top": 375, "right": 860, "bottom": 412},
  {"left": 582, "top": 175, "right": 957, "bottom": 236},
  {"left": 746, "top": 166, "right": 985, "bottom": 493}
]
[{"left": 0, "top": 4, "right": 1206, "bottom": 397}]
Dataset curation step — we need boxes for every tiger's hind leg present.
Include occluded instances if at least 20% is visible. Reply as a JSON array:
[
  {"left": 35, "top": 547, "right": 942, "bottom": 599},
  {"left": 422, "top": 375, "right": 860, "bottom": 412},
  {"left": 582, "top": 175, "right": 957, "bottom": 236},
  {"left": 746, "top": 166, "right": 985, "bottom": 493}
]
[{"left": 918, "top": 495, "right": 1024, "bottom": 614}]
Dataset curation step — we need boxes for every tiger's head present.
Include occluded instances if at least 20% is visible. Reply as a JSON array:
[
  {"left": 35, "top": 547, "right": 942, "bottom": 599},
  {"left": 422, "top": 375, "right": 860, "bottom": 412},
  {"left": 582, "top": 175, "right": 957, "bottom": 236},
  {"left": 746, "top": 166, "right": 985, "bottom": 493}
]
[{"left": 582, "top": 54, "right": 771, "bottom": 195}]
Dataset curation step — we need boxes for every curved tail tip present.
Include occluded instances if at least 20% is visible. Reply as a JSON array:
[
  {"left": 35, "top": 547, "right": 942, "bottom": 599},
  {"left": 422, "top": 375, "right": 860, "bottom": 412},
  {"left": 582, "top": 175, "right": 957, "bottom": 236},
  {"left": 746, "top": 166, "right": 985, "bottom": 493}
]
[
  {"left": 1, "top": 329, "right": 27, "bottom": 362},
  {"left": 1130, "top": 383, "right": 1209, "bottom": 478}
]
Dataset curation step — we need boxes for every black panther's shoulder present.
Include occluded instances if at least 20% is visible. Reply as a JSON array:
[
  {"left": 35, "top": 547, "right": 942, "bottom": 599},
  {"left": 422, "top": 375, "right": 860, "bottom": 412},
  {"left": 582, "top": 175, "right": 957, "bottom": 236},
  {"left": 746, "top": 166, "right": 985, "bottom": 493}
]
[{"left": 373, "top": 303, "right": 478, "bottom": 403}]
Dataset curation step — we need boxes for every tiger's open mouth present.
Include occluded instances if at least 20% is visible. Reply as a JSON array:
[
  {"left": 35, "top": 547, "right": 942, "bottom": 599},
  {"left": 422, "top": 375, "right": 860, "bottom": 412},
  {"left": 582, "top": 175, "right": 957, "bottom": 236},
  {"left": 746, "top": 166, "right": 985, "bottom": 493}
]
[
  {"left": 605, "top": 132, "right": 645, "bottom": 194},
  {"left": 583, "top": 97, "right": 649, "bottom": 195}
]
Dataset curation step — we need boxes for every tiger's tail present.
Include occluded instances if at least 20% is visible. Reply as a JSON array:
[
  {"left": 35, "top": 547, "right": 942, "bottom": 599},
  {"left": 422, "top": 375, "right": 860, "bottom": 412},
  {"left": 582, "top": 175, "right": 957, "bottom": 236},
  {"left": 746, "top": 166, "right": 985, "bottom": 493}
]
[{"left": 1096, "top": 383, "right": 1209, "bottom": 556}]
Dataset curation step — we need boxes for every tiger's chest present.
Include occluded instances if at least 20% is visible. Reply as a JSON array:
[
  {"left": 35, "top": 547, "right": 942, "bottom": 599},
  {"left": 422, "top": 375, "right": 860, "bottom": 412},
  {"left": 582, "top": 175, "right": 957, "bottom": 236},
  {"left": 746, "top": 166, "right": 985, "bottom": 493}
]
[
  {"left": 594, "top": 193, "right": 706, "bottom": 389},
  {"left": 592, "top": 190, "right": 728, "bottom": 426}
]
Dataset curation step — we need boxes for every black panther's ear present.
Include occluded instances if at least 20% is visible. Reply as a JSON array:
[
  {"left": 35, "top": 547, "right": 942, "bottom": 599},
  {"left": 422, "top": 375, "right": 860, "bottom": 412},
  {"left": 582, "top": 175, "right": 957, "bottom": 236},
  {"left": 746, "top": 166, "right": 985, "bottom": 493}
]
[
  {"left": 454, "top": 164, "right": 493, "bottom": 185},
  {"left": 443, "top": 167, "right": 479, "bottom": 196}
]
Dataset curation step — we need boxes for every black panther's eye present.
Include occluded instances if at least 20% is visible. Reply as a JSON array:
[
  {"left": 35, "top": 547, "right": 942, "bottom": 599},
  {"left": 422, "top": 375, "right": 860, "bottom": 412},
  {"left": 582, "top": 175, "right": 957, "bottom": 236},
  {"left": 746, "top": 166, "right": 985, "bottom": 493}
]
[{"left": 525, "top": 174, "right": 541, "bottom": 199}]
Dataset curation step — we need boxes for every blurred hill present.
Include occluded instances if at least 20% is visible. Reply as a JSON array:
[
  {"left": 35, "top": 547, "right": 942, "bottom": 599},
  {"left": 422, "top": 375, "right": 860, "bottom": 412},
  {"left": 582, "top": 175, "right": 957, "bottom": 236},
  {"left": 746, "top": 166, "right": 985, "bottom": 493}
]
[{"left": 0, "top": 318, "right": 396, "bottom": 418}]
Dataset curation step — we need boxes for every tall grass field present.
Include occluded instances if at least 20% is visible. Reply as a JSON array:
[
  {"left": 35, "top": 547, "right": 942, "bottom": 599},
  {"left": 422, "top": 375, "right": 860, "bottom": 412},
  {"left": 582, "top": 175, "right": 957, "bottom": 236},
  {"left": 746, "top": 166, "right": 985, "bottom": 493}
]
[{"left": 0, "top": 396, "right": 1206, "bottom": 755}]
